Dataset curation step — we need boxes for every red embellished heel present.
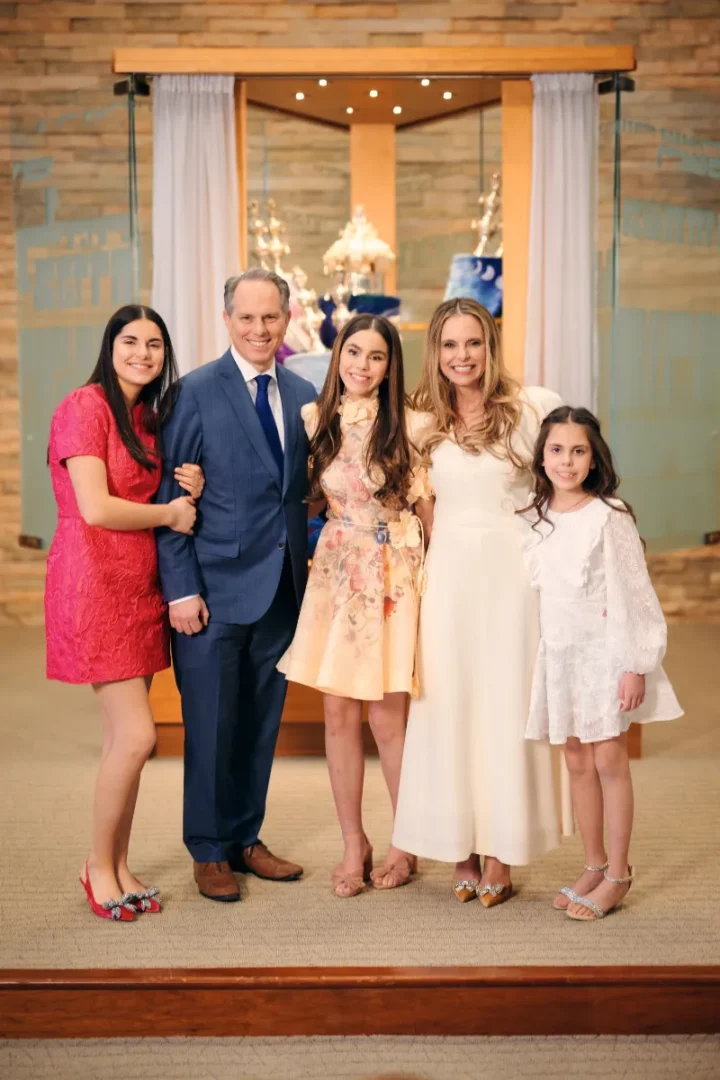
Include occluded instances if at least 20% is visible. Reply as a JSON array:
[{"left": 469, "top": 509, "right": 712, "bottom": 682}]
[
  {"left": 79, "top": 862, "right": 135, "bottom": 922},
  {"left": 127, "top": 887, "right": 161, "bottom": 914}
]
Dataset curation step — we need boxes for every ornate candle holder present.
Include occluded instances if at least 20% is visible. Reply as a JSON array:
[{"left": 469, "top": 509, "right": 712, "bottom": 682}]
[
  {"left": 472, "top": 173, "right": 503, "bottom": 257},
  {"left": 250, "top": 200, "right": 271, "bottom": 269},
  {"left": 329, "top": 272, "right": 352, "bottom": 332},
  {"left": 291, "top": 266, "right": 327, "bottom": 353},
  {"left": 266, "top": 198, "right": 291, "bottom": 276}
]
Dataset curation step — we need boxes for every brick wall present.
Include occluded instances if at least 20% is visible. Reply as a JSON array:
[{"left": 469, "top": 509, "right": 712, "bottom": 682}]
[{"left": 2, "top": 1, "right": 720, "bottom": 623}]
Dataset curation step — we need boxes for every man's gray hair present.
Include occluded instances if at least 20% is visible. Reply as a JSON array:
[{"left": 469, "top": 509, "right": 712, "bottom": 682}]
[{"left": 224, "top": 268, "right": 291, "bottom": 315}]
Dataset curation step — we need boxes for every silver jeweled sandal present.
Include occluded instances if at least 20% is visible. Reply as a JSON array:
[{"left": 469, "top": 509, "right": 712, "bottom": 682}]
[
  {"left": 566, "top": 866, "right": 635, "bottom": 921},
  {"left": 553, "top": 861, "right": 608, "bottom": 911}
]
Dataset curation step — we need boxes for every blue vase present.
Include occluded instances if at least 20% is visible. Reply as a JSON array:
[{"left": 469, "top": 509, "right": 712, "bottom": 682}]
[{"left": 444, "top": 255, "right": 503, "bottom": 318}]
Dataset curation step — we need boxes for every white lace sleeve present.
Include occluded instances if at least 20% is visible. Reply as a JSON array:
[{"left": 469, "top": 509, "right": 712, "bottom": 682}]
[{"left": 604, "top": 508, "right": 667, "bottom": 674}]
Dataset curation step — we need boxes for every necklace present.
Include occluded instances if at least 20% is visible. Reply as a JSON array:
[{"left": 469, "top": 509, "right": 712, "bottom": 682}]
[{"left": 551, "top": 491, "right": 592, "bottom": 514}]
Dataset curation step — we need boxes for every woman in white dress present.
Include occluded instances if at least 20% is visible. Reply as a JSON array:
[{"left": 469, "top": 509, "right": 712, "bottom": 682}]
[
  {"left": 393, "top": 297, "right": 572, "bottom": 906},
  {"left": 520, "top": 405, "right": 682, "bottom": 920}
]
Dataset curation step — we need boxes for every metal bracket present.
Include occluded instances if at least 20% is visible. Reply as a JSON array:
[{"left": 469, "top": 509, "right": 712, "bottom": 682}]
[
  {"left": 598, "top": 73, "right": 635, "bottom": 95},
  {"left": 113, "top": 74, "right": 151, "bottom": 98}
]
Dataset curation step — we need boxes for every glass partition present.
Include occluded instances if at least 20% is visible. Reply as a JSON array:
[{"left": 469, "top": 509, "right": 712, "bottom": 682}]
[
  {"left": 12, "top": 88, "right": 132, "bottom": 546},
  {"left": 608, "top": 87, "right": 720, "bottom": 551}
]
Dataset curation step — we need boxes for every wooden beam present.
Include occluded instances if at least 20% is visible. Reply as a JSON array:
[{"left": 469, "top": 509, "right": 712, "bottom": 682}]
[
  {"left": 113, "top": 46, "right": 635, "bottom": 77},
  {"left": 234, "top": 79, "right": 248, "bottom": 268},
  {"left": 2, "top": 966, "right": 718, "bottom": 1038},
  {"left": 501, "top": 79, "right": 533, "bottom": 383},
  {"left": 350, "top": 124, "right": 396, "bottom": 295}
]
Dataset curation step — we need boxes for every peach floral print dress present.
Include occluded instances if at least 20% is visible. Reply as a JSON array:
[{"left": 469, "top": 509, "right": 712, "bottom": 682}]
[{"left": 277, "top": 394, "right": 432, "bottom": 700}]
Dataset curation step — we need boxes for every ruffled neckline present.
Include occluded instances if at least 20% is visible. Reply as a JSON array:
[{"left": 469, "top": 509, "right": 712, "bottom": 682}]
[
  {"left": 338, "top": 391, "right": 379, "bottom": 425},
  {"left": 546, "top": 496, "right": 598, "bottom": 518},
  {"left": 520, "top": 496, "right": 615, "bottom": 591}
]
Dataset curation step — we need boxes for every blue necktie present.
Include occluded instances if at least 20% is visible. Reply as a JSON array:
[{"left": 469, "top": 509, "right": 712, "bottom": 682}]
[{"left": 254, "top": 373, "right": 284, "bottom": 479}]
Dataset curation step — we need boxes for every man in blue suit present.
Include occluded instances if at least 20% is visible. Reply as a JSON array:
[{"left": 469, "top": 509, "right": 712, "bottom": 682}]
[{"left": 156, "top": 268, "right": 316, "bottom": 902}]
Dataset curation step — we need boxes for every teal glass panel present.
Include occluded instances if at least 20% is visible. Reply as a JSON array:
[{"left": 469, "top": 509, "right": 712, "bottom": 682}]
[{"left": 12, "top": 90, "right": 132, "bottom": 546}]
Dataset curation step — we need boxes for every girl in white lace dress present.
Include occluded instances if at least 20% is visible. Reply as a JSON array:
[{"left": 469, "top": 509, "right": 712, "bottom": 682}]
[{"left": 520, "top": 406, "right": 683, "bottom": 921}]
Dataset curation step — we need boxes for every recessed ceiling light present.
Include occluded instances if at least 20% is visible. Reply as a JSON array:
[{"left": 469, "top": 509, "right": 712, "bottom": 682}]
[
  {"left": 346, "top": 107, "right": 354, "bottom": 114},
  {"left": 369, "top": 89, "right": 379, "bottom": 98},
  {"left": 393, "top": 106, "right": 402, "bottom": 115},
  {"left": 295, "top": 92, "right": 305, "bottom": 101},
  {"left": 443, "top": 91, "right": 453, "bottom": 100},
  {"left": 318, "top": 79, "right": 328, "bottom": 87},
  {"left": 421, "top": 79, "right": 431, "bottom": 87}
]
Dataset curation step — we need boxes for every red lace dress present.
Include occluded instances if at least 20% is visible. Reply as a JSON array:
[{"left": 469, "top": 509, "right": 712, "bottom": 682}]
[{"left": 45, "top": 384, "right": 170, "bottom": 684}]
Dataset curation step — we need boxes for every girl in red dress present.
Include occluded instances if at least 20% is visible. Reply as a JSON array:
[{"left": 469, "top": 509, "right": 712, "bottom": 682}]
[{"left": 46, "top": 305, "right": 203, "bottom": 922}]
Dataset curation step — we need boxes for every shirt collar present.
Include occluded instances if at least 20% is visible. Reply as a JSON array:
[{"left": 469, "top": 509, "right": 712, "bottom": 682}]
[{"left": 230, "top": 344, "right": 277, "bottom": 385}]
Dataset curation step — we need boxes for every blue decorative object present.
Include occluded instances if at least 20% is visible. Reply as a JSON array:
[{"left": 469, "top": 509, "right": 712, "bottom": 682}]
[
  {"left": 308, "top": 513, "right": 326, "bottom": 556},
  {"left": 319, "top": 293, "right": 401, "bottom": 348},
  {"left": 444, "top": 255, "right": 503, "bottom": 318}
]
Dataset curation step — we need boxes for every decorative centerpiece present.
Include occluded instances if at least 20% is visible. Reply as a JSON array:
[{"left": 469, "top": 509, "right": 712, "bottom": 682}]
[
  {"left": 323, "top": 205, "right": 396, "bottom": 296},
  {"left": 320, "top": 206, "right": 400, "bottom": 344},
  {"left": 444, "top": 173, "right": 504, "bottom": 318}
]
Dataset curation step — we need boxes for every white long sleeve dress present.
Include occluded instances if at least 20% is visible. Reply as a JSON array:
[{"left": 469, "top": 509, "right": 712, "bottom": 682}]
[
  {"left": 522, "top": 497, "right": 683, "bottom": 745},
  {"left": 392, "top": 387, "right": 574, "bottom": 866}
]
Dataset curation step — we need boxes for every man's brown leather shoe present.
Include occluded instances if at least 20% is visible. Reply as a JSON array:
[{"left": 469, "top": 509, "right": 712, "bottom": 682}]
[
  {"left": 230, "top": 841, "right": 303, "bottom": 882},
  {"left": 193, "top": 860, "right": 241, "bottom": 902}
]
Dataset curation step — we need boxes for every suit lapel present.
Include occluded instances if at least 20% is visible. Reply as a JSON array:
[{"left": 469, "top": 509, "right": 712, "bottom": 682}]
[
  {"left": 276, "top": 364, "right": 299, "bottom": 496},
  {"left": 218, "top": 351, "right": 282, "bottom": 489}
]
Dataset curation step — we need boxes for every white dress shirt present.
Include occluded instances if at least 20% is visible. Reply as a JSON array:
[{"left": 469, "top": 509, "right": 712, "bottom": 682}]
[{"left": 169, "top": 347, "right": 285, "bottom": 607}]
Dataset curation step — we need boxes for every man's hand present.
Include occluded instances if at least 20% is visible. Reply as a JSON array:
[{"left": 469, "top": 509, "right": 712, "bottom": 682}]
[
  {"left": 169, "top": 596, "right": 210, "bottom": 636},
  {"left": 619, "top": 672, "right": 646, "bottom": 712}
]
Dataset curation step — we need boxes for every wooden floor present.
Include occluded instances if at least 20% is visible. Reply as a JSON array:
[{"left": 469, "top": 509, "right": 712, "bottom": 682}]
[{"left": 2, "top": 966, "right": 719, "bottom": 1038}]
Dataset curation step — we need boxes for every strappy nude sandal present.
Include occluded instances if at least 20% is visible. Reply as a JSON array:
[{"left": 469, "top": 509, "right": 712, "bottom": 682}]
[
  {"left": 331, "top": 845, "right": 373, "bottom": 899},
  {"left": 566, "top": 866, "right": 635, "bottom": 921},
  {"left": 453, "top": 878, "right": 480, "bottom": 903},
  {"left": 553, "top": 861, "right": 608, "bottom": 911},
  {"left": 371, "top": 853, "right": 417, "bottom": 890}
]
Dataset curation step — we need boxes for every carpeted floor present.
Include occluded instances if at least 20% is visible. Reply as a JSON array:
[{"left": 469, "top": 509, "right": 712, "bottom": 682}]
[
  {"left": 2, "top": 1035, "right": 720, "bottom": 1079},
  {"left": 1, "top": 625, "right": 718, "bottom": 969}
]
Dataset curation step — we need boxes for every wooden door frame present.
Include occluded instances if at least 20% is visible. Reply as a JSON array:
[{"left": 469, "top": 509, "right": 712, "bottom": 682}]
[{"left": 113, "top": 45, "right": 635, "bottom": 377}]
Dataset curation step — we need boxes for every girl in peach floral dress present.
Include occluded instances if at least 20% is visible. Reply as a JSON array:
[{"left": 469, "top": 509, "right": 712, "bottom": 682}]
[{"left": 278, "top": 314, "right": 431, "bottom": 898}]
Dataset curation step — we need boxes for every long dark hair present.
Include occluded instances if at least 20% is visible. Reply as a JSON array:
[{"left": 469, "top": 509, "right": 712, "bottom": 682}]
[
  {"left": 523, "top": 405, "right": 636, "bottom": 529},
  {"left": 308, "top": 313, "right": 414, "bottom": 508},
  {"left": 86, "top": 304, "right": 179, "bottom": 470}
]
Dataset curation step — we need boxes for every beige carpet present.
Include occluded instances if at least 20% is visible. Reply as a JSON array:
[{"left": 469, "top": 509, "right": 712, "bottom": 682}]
[
  {"left": 2, "top": 1035, "right": 720, "bottom": 1079},
  {"left": 1, "top": 625, "right": 718, "bottom": 969}
]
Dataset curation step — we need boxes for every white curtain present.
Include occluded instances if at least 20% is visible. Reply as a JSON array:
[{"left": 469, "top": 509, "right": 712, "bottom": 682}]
[
  {"left": 524, "top": 74, "right": 598, "bottom": 409},
  {"left": 152, "top": 75, "right": 239, "bottom": 375}
]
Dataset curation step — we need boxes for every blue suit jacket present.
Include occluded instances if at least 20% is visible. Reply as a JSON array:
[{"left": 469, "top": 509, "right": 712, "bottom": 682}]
[{"left": 155, "top": 350, "right": 316, "bottom": 625}]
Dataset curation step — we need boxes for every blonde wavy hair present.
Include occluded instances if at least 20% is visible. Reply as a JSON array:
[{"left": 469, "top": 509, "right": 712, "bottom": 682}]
[{"left": 411, "top": 297, "right": 525, "bottom": 468}]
